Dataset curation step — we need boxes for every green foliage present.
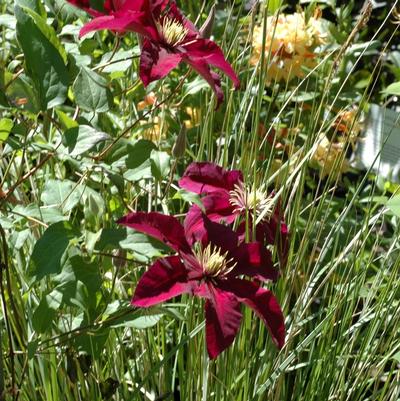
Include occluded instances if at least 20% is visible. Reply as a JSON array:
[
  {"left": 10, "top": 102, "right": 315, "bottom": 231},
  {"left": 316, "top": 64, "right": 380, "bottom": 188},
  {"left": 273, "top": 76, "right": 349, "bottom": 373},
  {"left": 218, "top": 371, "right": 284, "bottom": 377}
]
[
  {"left": 0, "top": 0, "right": 399, "bottom": 400},
  {"left": 73, "top": 67, "right": 113, "bottom": 112},
  {"left": 15, "top": 4, "right": 69, "bottom": 109}
]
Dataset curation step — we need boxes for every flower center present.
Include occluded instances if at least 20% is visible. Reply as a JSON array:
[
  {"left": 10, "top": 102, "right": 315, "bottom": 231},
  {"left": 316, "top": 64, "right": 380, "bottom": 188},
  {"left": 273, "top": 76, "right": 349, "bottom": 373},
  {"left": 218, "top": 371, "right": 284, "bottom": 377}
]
[
  {"left": 156, "top": 17, "right": 189, "bottom": 46},
  {"left": 229, "top": 182, "right": 274, "bottom": 219},
  {"left": 195, "top": 244, "right": 236, "bottom": 278}
]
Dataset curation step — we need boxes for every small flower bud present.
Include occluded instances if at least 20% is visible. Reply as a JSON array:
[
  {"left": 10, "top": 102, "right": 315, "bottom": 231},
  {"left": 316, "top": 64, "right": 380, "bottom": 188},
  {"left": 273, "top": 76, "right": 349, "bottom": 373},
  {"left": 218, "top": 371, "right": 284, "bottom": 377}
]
[
  {"left": 199, "top": 5, "right": 216, "bottom": 39},
  {"left": 172, "top": 125, "right": 186, "bottom": 158}
]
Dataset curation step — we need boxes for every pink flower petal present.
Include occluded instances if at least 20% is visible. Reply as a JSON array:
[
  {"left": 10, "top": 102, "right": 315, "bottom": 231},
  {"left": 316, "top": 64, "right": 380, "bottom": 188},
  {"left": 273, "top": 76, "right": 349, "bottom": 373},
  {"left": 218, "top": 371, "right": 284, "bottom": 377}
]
[
  {"left": 132, "top": 256, "right": 196, "bottom": 307},
  {"left": 183, "top": 204, "right": 207, "bottom": 246},
  {"left": 231, "top": 242, "right": 279, "bottom": 282},
  {"left": 201, "top": 192, "right": 236, "bottom": 224},
  {"left": 79, "top": 12, "right": 149, "bottom": 38},
  {"left": 117, "top": 212, "right": 191, "bottom": 253},
  {"left": 204, "top": 285, "right": 242, "bottom": 359},
  {"left": 184, "top": 210, "right": 238, "bottom": 253},
  {"left": 139, "top": 39, "right": 183, "bottom": 86},
  {"left": 185, "top": 59, "right": 224, "bottom": 107},
  {"left": 220, "top": 279, "right": 285, "bottom": 349},
  {"left": 179, "top": 162, "right": 242, "bottom": 194},
  {"left": 184, "top": 39, "right": 240, "bottom": 88}
]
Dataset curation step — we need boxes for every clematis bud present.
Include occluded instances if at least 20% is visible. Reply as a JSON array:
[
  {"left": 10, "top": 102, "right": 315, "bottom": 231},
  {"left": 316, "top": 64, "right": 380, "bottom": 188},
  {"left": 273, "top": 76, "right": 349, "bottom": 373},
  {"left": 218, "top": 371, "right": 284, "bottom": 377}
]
[
  {"left": 199, "top": 5, "right": 216, "bottom": 39},
  {"left": 172, "top": 125, "right": 186, "bottom": 158}
]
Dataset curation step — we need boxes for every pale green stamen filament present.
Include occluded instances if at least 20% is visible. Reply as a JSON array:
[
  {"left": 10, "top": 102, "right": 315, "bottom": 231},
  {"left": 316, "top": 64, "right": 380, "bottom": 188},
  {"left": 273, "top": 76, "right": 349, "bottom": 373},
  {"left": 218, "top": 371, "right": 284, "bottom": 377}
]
[
  {"left": 195, "top": 244, "right": 236, "bottom": 278},
  {"left": 156, "top": 17, "right": 189, "bottom": 46},
  {"left": 229, "top": 182, "right": 274, "bottom": 220}
]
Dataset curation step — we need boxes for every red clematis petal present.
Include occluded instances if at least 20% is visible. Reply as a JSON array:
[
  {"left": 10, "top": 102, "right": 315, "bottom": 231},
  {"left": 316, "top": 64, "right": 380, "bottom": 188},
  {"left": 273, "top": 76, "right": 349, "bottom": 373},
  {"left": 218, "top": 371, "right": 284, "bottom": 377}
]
[
  {"left": 132, "top": 256, "right": 196, "bottom": 307},
  {"left": 117, "top": 212, "right": 191, "bottom": 253},
  {"left": 139, "top": 39, "right": 183, "bottom": 87},
  {"left": 201, "top": 192, "right": 236, "bottom": 224},
  {"left": 204, "top": 285, "right": 242, "bottom": 359},
  {"left": 185, "top": 59, "right": 224, "bottom": 107},
  {"left": 184, "top": 210, "right": 238, "bottom": 253},
  {"left": 179, "top": 162, "right": 243, "bottom": 194},
  {"left": 183, "top": 204, "right": 207, "bottom": 246},
  {"left": 184, "top": 39, "right": 240, "bottom": 89},
  {"left": 231, "top": 242, "right": 279, "bottom": 282},
  {"left": 78, "top": 12, "right": 150, "bottom": 38},
  {"left": 220, "top": 279, "right": 285, "bottom": 349},
  {"left": 183, "top": 194, "right": 236, "bottom": 246}
]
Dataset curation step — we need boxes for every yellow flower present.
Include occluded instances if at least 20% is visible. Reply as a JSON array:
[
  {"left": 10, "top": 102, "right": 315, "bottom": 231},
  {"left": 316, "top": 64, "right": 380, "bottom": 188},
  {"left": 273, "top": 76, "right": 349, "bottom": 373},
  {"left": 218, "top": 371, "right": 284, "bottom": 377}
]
[
  {"left": 183, "top": 107, "right": 201, "bottom": 129},
  {"left": 332, "top": 108, "right": 362, "bottom": 143},
  {"left": 312, "top": 134, "right": 350, "bottom": 180},
  {"left": 251, "top": 12, "right": 326, "bottom": 82},
  {"left": 139, "top": 116, "right": 167, "bottom": 143}
]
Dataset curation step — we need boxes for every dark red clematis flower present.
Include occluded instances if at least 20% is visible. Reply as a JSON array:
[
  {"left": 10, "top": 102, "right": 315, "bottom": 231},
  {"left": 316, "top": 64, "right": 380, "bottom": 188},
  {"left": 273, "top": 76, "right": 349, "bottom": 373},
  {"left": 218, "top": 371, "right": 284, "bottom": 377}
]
[
  {"left": 67, "top": 0, "right": 239, "bottom": 106},
  {"left": 117, "top": 211, "right": 285, "bottom": 359},
  {"left": 179, "top": 162, "right": 290, "bottom": 268}
]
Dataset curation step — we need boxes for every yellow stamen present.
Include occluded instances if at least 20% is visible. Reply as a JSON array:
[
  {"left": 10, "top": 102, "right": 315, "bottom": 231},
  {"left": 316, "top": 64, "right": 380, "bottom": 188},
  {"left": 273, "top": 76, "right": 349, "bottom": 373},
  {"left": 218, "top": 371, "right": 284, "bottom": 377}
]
[
  {"left": 195, "top": 244, "right": 236, "bottom": 278},
  {"left": 229, "top": 182, "right": 275, "bottom": 220},
  {"left": 156, "top": 17, "right": 189, "bottom": 46}
]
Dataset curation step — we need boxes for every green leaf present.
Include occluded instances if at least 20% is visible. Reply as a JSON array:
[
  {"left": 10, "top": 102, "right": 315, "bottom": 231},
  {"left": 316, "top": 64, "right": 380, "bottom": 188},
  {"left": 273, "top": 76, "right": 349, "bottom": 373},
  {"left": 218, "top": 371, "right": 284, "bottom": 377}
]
[
  {"left": 109, "top": 313, "right": 164, "bottom": 329},
  {"left": 40, "top": 179, "right": 82, "bottom": 213},
  {"left": 32, "top": 291, "right": 62, "bottom": 333},
  {"left": 382, "top": 82, "right": 400, "bottom": 97},
  {"left": 22, "top": 6, "right": 68, "bottom": 63},
  {"left": 119, "top": 232, "right": 170, "bottom": 262},
  {"left": 30, "top": 221, "right": 80, "bottom": 280},
  {"left": 150, "top": 150, "right": 170, "bottom": 180},
  {"left": 15, "top": 5, "right": 69, "bottom": 110},
  {"left": 0, "top": 118, "right": 13, "bottom": 143},
  {"left": 124, "top": 140, "right": 156, "bottom": 181},
  {"left": 386, "top": 195, "right": 400, "bottom": 217},
  {"left": 173, "top": 189, "right": 204, "bottom": 210},
  {"left": 95, "top": 228, "right": 128, "bottom": 251},
  {"left": 15, "top": 0, "right": 45, "bottom": 16},
  {"left": 12, "top": 204, "right": 67, "bottom": 224},
  {"left": 63, "top": 125, "right": 110, "bottom": 156},
  {"left": 73, "top": 67, "right": 113, "bottom": 112},
  {"left": 267, "top": 0, "right": 283, "bottom": 13},
  {"left": 53, "top": 255, "right": 102, "bottom": 309}
]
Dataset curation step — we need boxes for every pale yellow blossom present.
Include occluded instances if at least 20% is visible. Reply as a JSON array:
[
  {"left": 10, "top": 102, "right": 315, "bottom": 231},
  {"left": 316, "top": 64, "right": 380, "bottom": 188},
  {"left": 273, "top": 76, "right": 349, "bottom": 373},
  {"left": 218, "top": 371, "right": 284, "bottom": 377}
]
[{"left": 251, "top": 12, "right": 326, "bottom": 82}]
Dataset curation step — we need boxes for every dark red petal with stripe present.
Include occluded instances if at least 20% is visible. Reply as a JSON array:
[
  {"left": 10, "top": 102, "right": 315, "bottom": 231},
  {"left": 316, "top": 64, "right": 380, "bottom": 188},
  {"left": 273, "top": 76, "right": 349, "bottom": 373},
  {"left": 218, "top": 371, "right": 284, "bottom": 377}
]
[
  {"left": 220, "top": 279, "right": 285, "bottom": 349},
  {"left": 230, "top": 242, "right": 279, "bottom": 282},
  {"left": 179, "top": 162, "right": 242, "bottom": 194},
  {"left": 204, "top": 285, "right": 242, "bottom": 359},
  {"left": 132, "top": 256, "right": 196, "bottom": 307}
]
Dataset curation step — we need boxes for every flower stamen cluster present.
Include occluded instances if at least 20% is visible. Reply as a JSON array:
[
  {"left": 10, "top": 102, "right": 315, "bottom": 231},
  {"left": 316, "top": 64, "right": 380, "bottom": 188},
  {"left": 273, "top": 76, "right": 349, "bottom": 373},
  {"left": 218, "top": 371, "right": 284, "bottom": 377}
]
[
  {"left": 156, "top": 17, "right": 189, "bottom": 46},
  {"left": 229, "top": 182, "right": 275, "bottom": 220},
  {"left": 194, "top": 244, "right": 237, "bottom": 278}
]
